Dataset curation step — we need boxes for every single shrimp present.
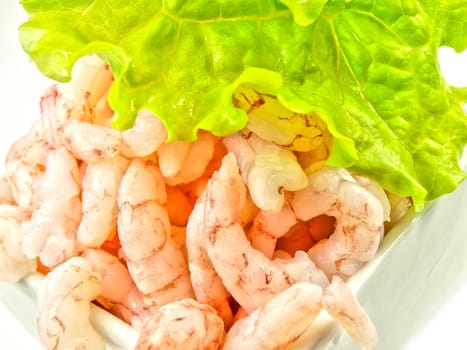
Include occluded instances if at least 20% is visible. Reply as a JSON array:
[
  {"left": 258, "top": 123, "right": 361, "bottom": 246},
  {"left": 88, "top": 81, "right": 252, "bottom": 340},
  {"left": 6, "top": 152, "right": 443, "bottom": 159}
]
[
  {"left": 117, "top": 158, "right": 194, "bottom": 309},
  {"left": 223, "top": 130, "right": 308, "bottom": 212},
  {"left": 135, "top": 298, "right": 224, "bottom": 350},
  {"left": 4, "top": 129, "right": 48, "bottom": 211},
  {"left": 36, "top": 256, "right": 105, "bottom": 350},
  {"left": 186, "top": 191, "right": 235, "bottom": 328},
  {"left": 41, "top": 54, "right": 114, "bottom": 147},
  {"left": 222, "top": 282, "right": 323, "bottom": 350},
  {"left": 62, "top": 118, "right": 122, "bottom": 162},
  {"left": 121, "top": 109, "right": 168, "bottom": 158},
  {"left": 322, "top": 276, "right": 377, "bottom": 350},
  {"left": 291, "top": 166, "right": 387, "bottom": 279},
  {"left": 77, "top": 156, "right": 128, "bottom": 248},
  {"left": 21, "top": 147, "right": 82, "bottom": 268},
  {"left": 200, "top": 153, "right": 328, "bottom": 313},
  {"left": 41, "top": 84, "right": 122, "bottom": 162},
  {"left": 0, "top": 176, "right": 14, "bottom": 205},
  {"left": 0, "top": 205, "right": 36, "bottom": 281},
  {"left": 39, "top": 55, "right": 124, "bottom": 163},
  {"left": 186, "top": 174, "right": 257, "bottom": 328},
  {"left": 81, "top": 249, "right": 145, "bottom": 327}
]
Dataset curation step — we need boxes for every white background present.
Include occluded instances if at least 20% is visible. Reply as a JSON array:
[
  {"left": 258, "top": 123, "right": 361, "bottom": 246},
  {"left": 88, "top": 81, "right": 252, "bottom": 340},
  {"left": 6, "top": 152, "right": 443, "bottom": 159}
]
[{"left": 0, "top": 2, "right": 467, "bottom": 350}]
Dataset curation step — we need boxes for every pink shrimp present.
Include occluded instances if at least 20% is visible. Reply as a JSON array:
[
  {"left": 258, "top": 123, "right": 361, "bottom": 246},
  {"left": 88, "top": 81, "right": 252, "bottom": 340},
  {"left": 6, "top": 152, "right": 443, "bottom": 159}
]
[
  {"left": 323, "top": 276, "right": 377, "bottom": 350},
  {"left": 120, "top": 109, "right": 168, "bottom": 158},
  {"left": 40, "top": 54, "right": 114, "bottom": 147},
  {"left": 62, "top": 118, "right": 122, "bottom": 162},
  {"left": 77, "top": 156, "right": 128, "bottom": 248},
  {"left": 4, "top": 129, "right": 48, "bottom": 211},
  {"left": 41, "top": 84, "right": 122, "bottom": 163},
  {"left": 223, "top": 282, "right": 323, "bottom": 350},
  {"left": 117, "top": 158, "right": 194, "bottom": 309},
  {"left": 81, "top": 249, "right": 145, "bottom": 327},
  {"left": 199, "top": 153, "right": 328, "bottom": 313},
  {"left": 186, "top": 191, "right": 235, "bottom": 328},
  {"left": 0, "top": 205, "right": 36, "bottom": 281},
  {"left": 37, "top": 256, "right": 104, "bottom": 350},
  {"left": 135, "top": 298, "right": 224, "bottom": 350},
  {"left": 291, "top": 167, "right": 387, "bottom": 279},
  {"left": 38, "top": 55, "right": 125, "bottom": 163},
  {"left": 21, "top": 147, "right": 82, "bottom": 267}
]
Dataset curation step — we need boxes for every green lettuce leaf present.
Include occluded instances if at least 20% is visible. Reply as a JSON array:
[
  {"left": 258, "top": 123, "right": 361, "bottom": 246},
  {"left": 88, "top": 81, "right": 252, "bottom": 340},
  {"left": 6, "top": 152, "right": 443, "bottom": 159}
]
[
  {"left": 18, "top": 0, "right": 467, "bottom": 208},
  {"left": 420, "top": 0, "right": 467, "bottom": 52}
]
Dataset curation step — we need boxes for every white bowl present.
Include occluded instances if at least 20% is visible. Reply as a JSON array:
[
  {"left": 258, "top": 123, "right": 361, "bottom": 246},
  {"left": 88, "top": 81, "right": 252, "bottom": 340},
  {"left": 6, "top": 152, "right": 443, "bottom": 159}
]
[{"left": 1, "top": 2, "right": 467, "bottom": 349}]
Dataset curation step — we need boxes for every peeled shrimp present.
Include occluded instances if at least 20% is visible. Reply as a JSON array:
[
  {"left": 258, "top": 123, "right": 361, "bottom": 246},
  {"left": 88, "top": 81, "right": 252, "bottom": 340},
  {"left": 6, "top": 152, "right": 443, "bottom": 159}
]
[
  {"left": 37, "top": 256, "right": 104, "bottom": 350},
  {"left": 292, "top": 167, "right": 387, "bottom": 279},
  {"left": 117, "top": 158, "right": 194, "bottom": 308},
  {"left": 186, "top": 191, "right": 234, "bottom": 328},
  {"left": 322, "top": 276, "right": 377, "bottom": 350},
  {"left": 135, "top": 298, "right": 224, "bottom": 350},
  {"left": 200, "top": 153, "right": 328, "bottom": 313},
  {"left": 77, "top": 156, "right": 128, "bottom": 248},
  {"left": 81, "top": 249, "right": 145, "bottom": 327},
  {"left": 62, "top": 118, "right": 122, "bottom": 162},
  {"left": 185, "top": 161, "right": 257, "bottom": 328},
  {"left": 4, "top": 129, "right": 48, "bottom": 211},
  {"left": 39, "top": 55, "right": 125, "bottom": 163},
  {"left": 41, "top": 55, "right": 114, "bottom": 147},
  {"left": 223, "top": 282, "right": 323, "bottom": 350},
  {"left": 121, "top": 109, "right": 168, "bottom": 158},
  {"left": 21, "top": 147, "right": 82, "bottom": 267},
  {"left": 0, "top": 205, "right": 36, "bottom": 281},
  {"left": 223, "top": 131, "right": 307, "bottom": 212}
]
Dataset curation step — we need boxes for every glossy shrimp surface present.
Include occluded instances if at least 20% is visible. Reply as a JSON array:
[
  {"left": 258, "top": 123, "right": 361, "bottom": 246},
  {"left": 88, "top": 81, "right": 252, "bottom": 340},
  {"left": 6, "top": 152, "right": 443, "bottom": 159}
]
[
  {"left": 117, "top": 158, "right": 194, "bottom": 308},
  {"left": 21, "top": 147, "right": 82, "bottom": 268},
  {"left": 4, "top": 129, "right": 48, "bottom": 211},
  {"left": 292, "top": 167, "right": 387, "bottom": 279},
  {"left": 0, "top": 205, "right": 36, "bottom": 281},
  {"left": 186, "top": 191, "right": 234, "bottom": 328},
  {"left": 223, "top": 282, "right": 322, "bottom": 350},
  {"left": 0, "top": 53, "right": 401, "bottom": 350},
  {"left": 135, "top": 298, "right": 225, "bottom": 350},
  {"left": 37, "top": 256, "right": 104, "bottom": 350},
  {"left": 81, "top": 249, "right": 145, "bottom": 326},
  {"left": 77, "top": 156, "right": 128, "bottom": 248}
]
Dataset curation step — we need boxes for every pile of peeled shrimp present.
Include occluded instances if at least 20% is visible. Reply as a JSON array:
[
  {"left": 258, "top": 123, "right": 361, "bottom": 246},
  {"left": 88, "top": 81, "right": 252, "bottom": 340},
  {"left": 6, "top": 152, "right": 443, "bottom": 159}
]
[{"left": 0, "top": 54, "right": 412, "bottom": 350}]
